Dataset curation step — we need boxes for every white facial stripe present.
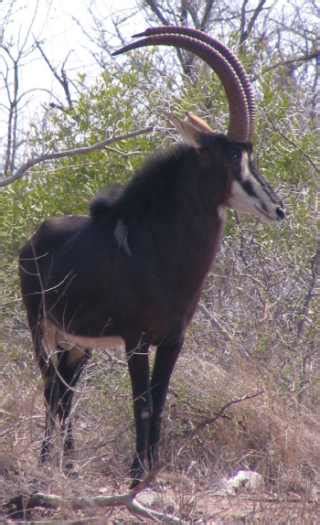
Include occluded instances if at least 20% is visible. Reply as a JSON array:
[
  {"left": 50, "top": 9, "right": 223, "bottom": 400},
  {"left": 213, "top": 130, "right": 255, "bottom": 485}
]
[
  {"left": 229, "top": 180, "right": 259, "bottom": 214},
  {"left": 240, "top": 151, "right": 272, "bottom": 204},
  {"left": 229, "top": 180, "right": 272, "bottom": 223},
  {"left": 228, "top": 152, "right": 275, "bottom": 222}
]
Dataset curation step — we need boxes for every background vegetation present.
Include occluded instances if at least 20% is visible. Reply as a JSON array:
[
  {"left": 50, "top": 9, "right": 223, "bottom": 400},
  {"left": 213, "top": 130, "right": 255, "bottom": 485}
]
[{"left": 0, "top": 0, "right": 319, "bottom": 522}]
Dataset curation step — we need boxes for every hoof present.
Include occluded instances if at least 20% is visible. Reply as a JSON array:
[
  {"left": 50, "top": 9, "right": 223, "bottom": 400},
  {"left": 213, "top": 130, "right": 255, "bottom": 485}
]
[
  {"left": 129, "top": 457, "right": 145, "bottom": 489},
  {"left": 64, "top": 463, "right": 79, "bottom": 479},
  {"left": 130, "top": 475, "right": 144, "bottom": 489},
  {"left": 39, "top": 447, "right": 51, "bottom": 464}
]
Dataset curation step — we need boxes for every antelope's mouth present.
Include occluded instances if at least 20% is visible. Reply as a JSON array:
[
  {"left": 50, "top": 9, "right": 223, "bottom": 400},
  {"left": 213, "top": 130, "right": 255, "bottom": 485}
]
[{"left": 254, "top": 204, "right": 279, "bottom": 223}]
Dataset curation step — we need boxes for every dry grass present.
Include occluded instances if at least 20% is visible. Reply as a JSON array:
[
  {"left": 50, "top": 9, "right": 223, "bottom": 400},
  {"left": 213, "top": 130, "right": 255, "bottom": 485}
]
[
  {"left": 2, "top": 324, "right": 320, "bottom": 522},
  {"left": 1, "top": 233, "right": 320, "bottom": 522}
]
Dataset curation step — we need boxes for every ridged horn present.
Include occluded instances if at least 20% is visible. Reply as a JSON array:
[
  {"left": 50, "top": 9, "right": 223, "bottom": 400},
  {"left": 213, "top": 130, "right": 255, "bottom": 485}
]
[
  {"left": 134, "top": 26, "right": 255, "bottom": 140},
  {"left": 113, "top": 33, "right": 250, "bottom": 143}
]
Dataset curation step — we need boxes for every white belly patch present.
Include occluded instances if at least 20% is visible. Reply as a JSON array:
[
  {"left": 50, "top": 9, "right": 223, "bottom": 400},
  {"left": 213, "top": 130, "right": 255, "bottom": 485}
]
[{"left": 41, "top": 319, "right": 125, "bottom": 357}]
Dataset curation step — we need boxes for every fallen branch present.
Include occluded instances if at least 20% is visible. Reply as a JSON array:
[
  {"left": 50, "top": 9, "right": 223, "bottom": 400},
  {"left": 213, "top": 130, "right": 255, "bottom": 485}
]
[
  {"left": 4, "top": 470, "right": 186, "bottom": 524},
  {"left": 0, "top": 126, "right": 154, "bottom": 187}
]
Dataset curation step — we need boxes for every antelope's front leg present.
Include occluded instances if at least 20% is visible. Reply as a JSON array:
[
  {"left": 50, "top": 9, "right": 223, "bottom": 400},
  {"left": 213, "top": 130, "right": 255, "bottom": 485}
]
[{"left": 126, "top": 337, "right": 152, "bottom": 487}]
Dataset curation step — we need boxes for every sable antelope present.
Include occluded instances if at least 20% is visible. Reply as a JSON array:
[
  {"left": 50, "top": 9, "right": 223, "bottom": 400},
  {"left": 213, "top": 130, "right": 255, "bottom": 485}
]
[{"left": 19, "top": 26, "right": 285, "bottom": 487}]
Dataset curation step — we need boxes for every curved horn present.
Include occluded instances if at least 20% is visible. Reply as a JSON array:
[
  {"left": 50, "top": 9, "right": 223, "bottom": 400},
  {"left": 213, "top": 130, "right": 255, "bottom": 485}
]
[
  {"left": 134, "top": 26, "right": 255, "bottom": 140},
  {"left": 113, "top": 33, "right": 250, "bottom": 142}
]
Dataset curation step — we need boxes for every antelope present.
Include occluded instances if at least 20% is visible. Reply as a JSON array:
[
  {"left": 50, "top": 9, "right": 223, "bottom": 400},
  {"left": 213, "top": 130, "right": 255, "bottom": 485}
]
[{"left": 19, "top": 26, "right": 285, "bottom": 487}]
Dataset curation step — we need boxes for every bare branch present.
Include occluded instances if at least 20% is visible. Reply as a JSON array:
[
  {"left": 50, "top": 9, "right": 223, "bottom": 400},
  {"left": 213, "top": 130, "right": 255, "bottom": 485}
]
[
  {"left": 35, "top": 40, "right": 74, "bottom": 110},
  {"left": 16, "top": 0, "right": 39, "bottom": 59},
  {"left": 200, "top": 0, "right": 216, "bottom": 31},
  {"left": 239, "top": 0, "right": 249, "bottom": 45},
  {"left": 245, "top": 0, "right": 268, "bottom": 40},
  {"left": 0, "top": 127, "right": 154, "bottom": 187},
  {"left": 1, "top": 48, "right": 19, "bottom": 175},
  {"left": 259, "top": 49, "right": 320, "bottom": 78},
  {"left": 4, "top": 474, "right": 186, "bottom": 524},
  {"left": 185, "top": 390, "right": 264, "bottom": 437},
  {"left": 143, "top": 0, "right": 169, "bottom": 26},
  {"left": 239, "top": 0, "right": 268, "bottom": 46},
  {"left": 181, "top": 0, "right": 200, "bottom": 28}
]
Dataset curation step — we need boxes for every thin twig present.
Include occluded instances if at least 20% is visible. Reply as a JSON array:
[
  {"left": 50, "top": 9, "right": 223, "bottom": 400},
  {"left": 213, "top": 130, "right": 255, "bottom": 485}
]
[
  {"left": 185, "top": 390, "right": 264, "bottom": 438},
  {"left": 35, "top": 40, "right": 74, "bottom": 110},
  {"left": 264, "top": 113, "right": 320, "bottom": 177},
  {"left": 198, "top": 302, "right": 232, "bottom": 341}
]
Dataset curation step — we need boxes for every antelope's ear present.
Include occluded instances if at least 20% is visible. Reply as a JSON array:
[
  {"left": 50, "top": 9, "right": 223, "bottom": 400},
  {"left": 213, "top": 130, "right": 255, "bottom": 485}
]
[
  {"left": 185, "top": 112, "right": 214, "bottom": 133},
  {"left": 165, "top": 112, "right": 202, "bottom": 147},
  {"left": 166, "top": 112, "right": 214, "bottom": 147}
]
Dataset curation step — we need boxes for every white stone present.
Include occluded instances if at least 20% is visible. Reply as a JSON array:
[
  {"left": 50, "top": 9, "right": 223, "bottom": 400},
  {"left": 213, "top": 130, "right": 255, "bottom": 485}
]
[
  {"left": 135, "top": 488, "right": 159, "bottom": 507},
  {"left": 223, "top": 470, "right": 265, "bottom": 494}
]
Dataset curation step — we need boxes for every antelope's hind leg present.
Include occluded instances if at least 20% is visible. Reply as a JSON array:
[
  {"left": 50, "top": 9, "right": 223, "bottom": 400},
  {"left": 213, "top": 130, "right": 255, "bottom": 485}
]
[
  {"left": 126, "top": 336, "right": 152, "bottom": 487},
  {"left": 147, "top": 336, "right": 183, "bottom": 470},
  {"left": 56, "top": 347, "right": 91, "bottom": 457},
  {"left": 41, "top": 342, "right": 91, "bottom": 463}
]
